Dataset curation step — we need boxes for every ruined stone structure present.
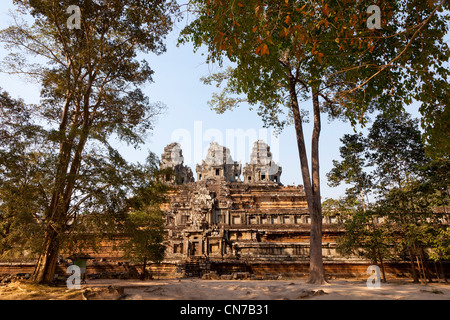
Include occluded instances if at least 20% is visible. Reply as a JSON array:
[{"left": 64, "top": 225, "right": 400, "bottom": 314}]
[
  {"left": 1, "top": 141, "right": 446, "bottom": 280},
  {"left": 160, "top": 141, "right": 345, "bottom": 277},
  {"left": 196, "top": 142, "right": 242, "bottom": 182},
  {"left": 243, "top": 140, "right": 282, "bottom": 184},
  {"left": 160, "top": 142, "right": 195, "bottom": 184}
]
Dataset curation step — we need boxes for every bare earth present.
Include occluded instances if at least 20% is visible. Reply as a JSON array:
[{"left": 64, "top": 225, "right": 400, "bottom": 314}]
[
  {"left": 0, "top": 279, "right": 449, "bottom": 300},
  {"left": 86, "top": 278, "right": 448, "bottom": 300}
]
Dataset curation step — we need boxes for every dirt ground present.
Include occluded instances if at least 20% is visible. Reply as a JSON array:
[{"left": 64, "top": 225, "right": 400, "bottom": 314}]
[{"left": 0, "top": 278, "right": 448, "bottom": 300}]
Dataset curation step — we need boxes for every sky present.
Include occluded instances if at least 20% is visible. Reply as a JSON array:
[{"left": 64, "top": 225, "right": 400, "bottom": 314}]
[{"left": 0, "top": 1, "right": 427, "bottom": 201}]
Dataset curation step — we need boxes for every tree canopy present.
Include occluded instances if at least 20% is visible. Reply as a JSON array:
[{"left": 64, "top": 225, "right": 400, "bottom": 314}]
[
  {"left": 0, "top": 0, "right": 178, "bottom": 283},
  {"left": 180, "top": 0, "right": 449, "bottom": 284},
  {"left": 181, "top": 0, "right": 449, "bottom": 138},
  {"left": 327, "top": 111, "right": 449, "bottom": 283}
]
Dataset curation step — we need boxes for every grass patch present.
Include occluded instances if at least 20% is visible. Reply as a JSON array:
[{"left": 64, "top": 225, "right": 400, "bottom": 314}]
[{"left": 0, "top": 280, "right": 84, "bottom": 300}]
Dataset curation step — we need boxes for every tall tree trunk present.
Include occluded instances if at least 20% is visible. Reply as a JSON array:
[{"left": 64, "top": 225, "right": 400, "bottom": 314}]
[
  {"left": 32, "top": 194, "right": 68, "bottom": 284},
  {"left": 308, "top": 89, "right": 326, "bottom": 284},
  {"left": 309, "top": 199, "right": 325, "bottom": 283},
  {"left": 288, "top": 76, "right": 326, "bottom": 284},
  {"left": 32, "top": 115, "right": 90, "bottom": 283},
  {"left": 32, "top": 174, "right": 68, "bottom": 284},
  {"left": 32, "top": 95, "right": 75, "bottom": 283},
  {"left": 32, "top": 227, "right": 61, "bottom": 283}
]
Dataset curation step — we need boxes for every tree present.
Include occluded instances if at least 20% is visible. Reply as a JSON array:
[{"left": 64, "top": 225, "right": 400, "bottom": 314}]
[
  {"left": 121, "top": 158, "right": 171, "bottom": 280},
  {"left": 377, "top": 183, "right": 437, "bottom": 283},
  {"left": 327, "top": 133, "right": 372, "bottom": 211},
  {"left": 328, "top": 111, "right": 449, "bottom": 283},
  {"left": 367, "top": 113, "right": 427, "bottom": 190},
  {"left": 421, "top": 158, "right": 449, "bottom": 282},
  {"left": 325, "top": 132, "right": 389, "bottom": 282},
  {"left": 0, "top": 89, "right": 49, "bottom": 260},
  {"left": 367, "top": 114, "right": 428, "bottom": 282},
  {"left": 179, "top": 0, "right": 449, "bottom": 284},
  {"left": 338, "top": 207, "right": 391, "bottom": 283},
  {"left": 0, "top": 0, "right": 177, "bottom": 283},
  {"left": 122, "top": 208, "right": 167, "bottom": 280}
]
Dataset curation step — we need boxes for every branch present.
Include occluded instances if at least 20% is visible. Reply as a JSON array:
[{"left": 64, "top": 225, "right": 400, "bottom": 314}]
[
  {"left": 66, "top": 184, "right": 111, "bottom": 218},
  {"left": 345, "top": 0, "right": 446, "bottom": 95}
]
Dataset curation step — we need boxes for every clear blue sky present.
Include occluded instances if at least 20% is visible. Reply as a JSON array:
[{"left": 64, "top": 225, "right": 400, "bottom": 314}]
[{"left": 0, "top": 1, "right": 425, "bottom": 201}]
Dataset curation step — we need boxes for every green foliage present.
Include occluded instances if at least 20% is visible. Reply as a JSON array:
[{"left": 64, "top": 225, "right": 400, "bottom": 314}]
[
  {"left": 4, "top": 0, "right": 177, "bottom": 147},
  {"left": 427, "top": 227, "right": 450, "bottom": 261},
  {"left": 180, "top": 0, "right": 449, "bottom": 149},
  {"left": 328, "top": 110, "right": 449, "bottom": 275},
  {"left": 328, "top": 111, "right": 428, "bottom": 198},
  {"left": 377, "top": 166, "right": 449, "bottom": 263},
  {"left": 0, "top": 1, "right": 178, "bottom": 279},
  {"left": 0, "top": 86, "right": 171, "bottom": 259},
  {"left": 327, "top": 133, "right": 372, "bottom": 205},
  {"left": 0, "top": 89, "right": 51, "bottom": 260},
  {"left": 121, "top": 165, "right": 171, "bottom": 270},
  {"left": 122, "top": 208, "right": 166, "bottom": 265},
  {"left": 367, "top": 113, "right": 427, "bottom": 189},
  {"left": 337, "top": 208, "right": 392, "bottom": 265}
]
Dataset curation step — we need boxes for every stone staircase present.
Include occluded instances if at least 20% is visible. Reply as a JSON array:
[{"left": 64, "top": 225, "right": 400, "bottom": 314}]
[
  {"left": 184, "top": 261, "right": 201, "bottom": 277},
  {"left": 183, "top": 258, "right": 212, "bottom": 278}
]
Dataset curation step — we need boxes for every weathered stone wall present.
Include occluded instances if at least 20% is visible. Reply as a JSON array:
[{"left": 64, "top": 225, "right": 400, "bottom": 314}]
[{"left": 162, "top": 179, "right": 347, "bottom": 266}]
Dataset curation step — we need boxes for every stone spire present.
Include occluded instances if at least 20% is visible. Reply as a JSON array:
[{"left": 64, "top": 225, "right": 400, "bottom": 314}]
[
  {"left": 160, "top": 142, "right": 194, "bottom": 184},
  {"left": 243, "top": 140, "right": 282, "bottom": 184},
  {"left": 196, "top": 142, "right": 241, "bottom": 182}
]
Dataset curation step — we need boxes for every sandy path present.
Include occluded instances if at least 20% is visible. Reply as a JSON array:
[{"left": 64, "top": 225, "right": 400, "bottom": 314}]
[{"left": 84, "top": 279, "right": 450, "bottom": 300}]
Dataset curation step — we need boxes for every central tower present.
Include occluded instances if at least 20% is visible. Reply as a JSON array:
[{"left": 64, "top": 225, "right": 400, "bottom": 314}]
[
  {"left": 243, "top": 140, "right": 282, "bottom": 183},
  {"left": 196, "top": 142, "right": 242, "bottom": 182}
]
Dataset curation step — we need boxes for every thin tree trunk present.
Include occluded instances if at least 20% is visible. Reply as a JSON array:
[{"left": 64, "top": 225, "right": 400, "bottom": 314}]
[
  {"left": 360, "top": 190, "right": 366, "bottom": 212},
  {"left": 288, "top": 76, "right": 326, "bottom": 284},
  {"left": 370, "top": 218, "right": 386, "bottom": 283},
  {"left": 408, "top": 248, "right": 419, "bottom": 283},
  {"left": 308, "top": 89, "right": 326, "bottom": 284},
  {"left": 439, "top": 260, "right": 447, "bottom": 283},
  {"left": 433, "top": 261, "right": 441, "bottom": 283},
  {"left": 378, "top": 251, "right": 387, "bottom": 283},
  {"left": 412, "top": 242, "right": 427, "bottom": 284},
  {"left": 420, "top": 246, "right": 433, "bottom": 283},
  {"left": 416, "top": 255, "right": 426, "bottom": 284}
]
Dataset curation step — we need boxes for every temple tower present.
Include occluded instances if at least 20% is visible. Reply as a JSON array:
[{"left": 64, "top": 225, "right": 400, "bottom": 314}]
[
  {"left": 160, "top": 142, "right": 194, "bottom": 184},
  {"left": 243, "top": 140, "right": 282, "bottom": 184},
  {"left": 196, "top": 142, "right": 242, "bottom": 182}
]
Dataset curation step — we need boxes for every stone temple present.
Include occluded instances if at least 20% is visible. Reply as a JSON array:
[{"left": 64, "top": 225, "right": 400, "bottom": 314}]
[
  {"left": 158, "top": 141, "right": 344, "bottom": 277},
  {"left": 0, "top": 142, "right": 447, "bottom": 280},
  {"left": 243, "top": 140, "right": 282, "bottom": 184},
  {"left": 196, "top": 142, "right": 242, "bottom": 182}
]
